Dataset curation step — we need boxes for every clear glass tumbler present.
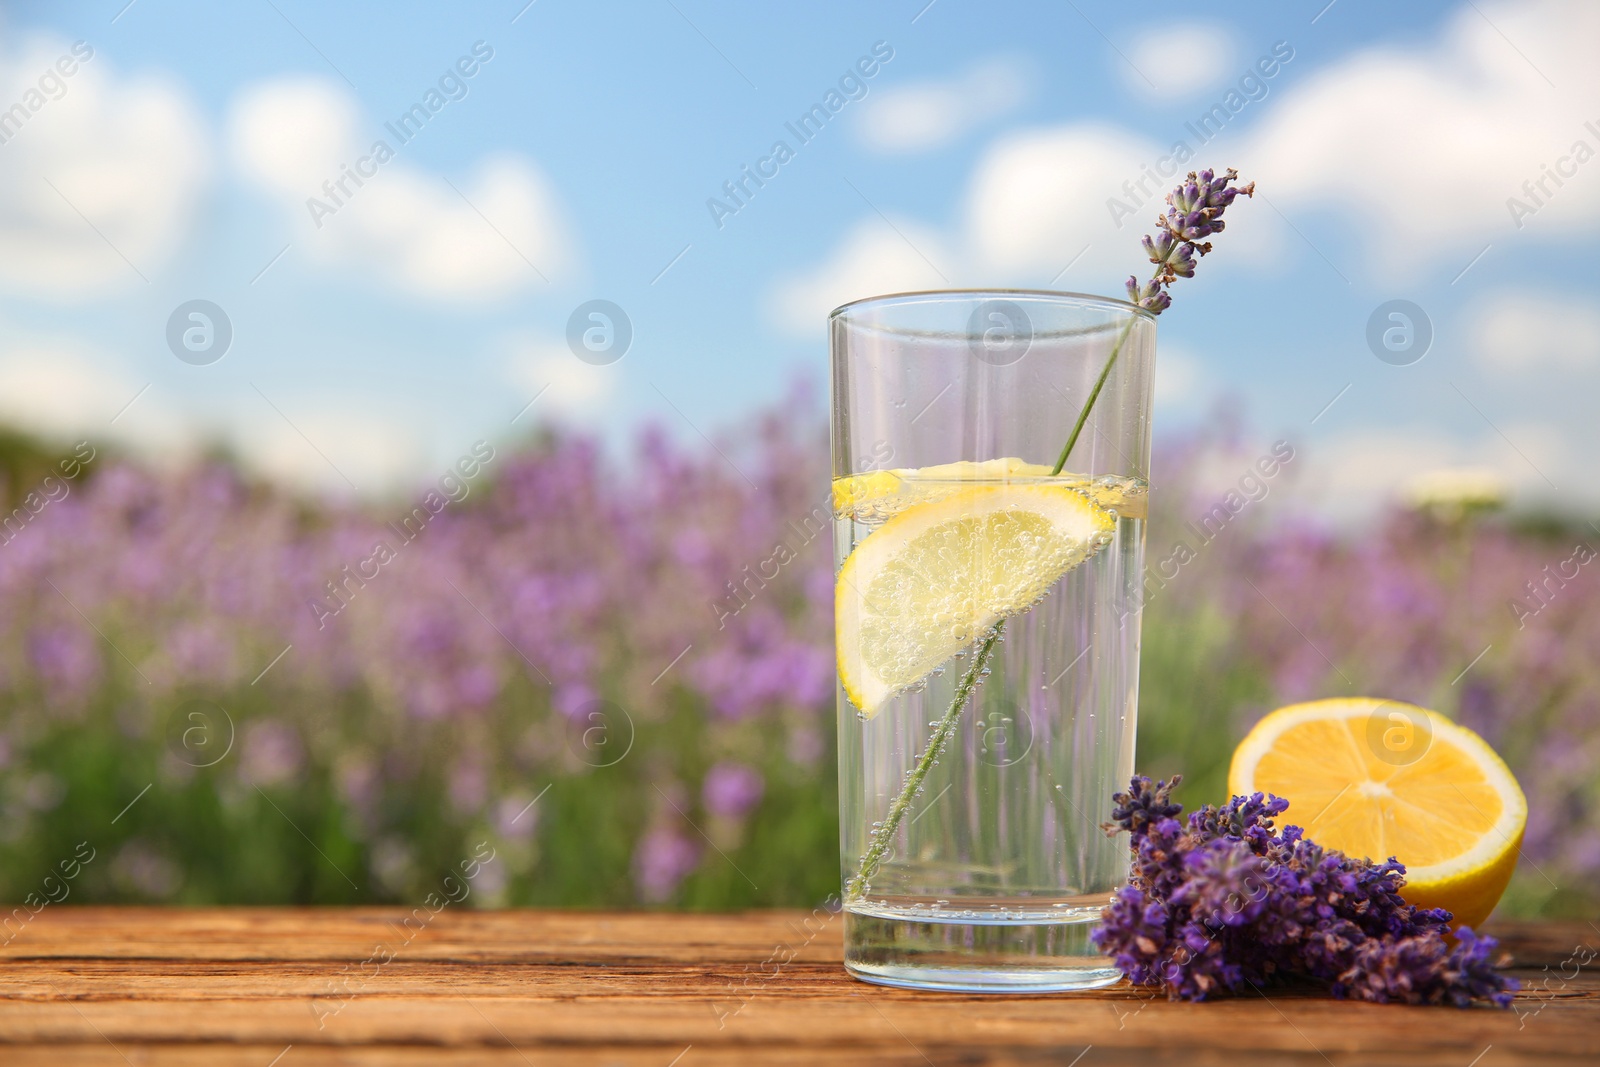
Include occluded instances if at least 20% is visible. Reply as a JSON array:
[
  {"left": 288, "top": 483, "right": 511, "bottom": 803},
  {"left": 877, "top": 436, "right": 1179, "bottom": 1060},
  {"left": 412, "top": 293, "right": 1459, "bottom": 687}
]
[{"left": 830, "top": 290, "right": 1156, "bottom": 992}]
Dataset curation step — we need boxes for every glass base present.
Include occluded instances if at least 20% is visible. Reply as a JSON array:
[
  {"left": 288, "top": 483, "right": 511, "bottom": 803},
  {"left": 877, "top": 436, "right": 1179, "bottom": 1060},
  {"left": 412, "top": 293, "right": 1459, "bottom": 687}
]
[{"left": 843, "top": 904, "right": 1124, "bottom": 993}]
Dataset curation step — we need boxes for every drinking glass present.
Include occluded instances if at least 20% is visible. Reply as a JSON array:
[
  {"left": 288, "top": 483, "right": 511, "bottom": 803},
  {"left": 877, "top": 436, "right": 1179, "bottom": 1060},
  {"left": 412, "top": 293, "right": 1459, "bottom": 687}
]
[{"left": 830, "top": 290, "right": 1156, "bottom": 991}]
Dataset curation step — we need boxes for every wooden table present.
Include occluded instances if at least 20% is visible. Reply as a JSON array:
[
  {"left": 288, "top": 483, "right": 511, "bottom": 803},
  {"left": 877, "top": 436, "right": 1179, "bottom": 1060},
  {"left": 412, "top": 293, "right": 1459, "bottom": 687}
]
[{"left": 0, "top": 909, "right": 1594, "bottom": 1065}]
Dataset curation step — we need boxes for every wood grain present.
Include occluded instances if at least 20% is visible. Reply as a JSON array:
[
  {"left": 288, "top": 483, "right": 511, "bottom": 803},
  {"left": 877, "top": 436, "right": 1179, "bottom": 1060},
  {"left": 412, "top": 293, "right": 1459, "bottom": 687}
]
[{"left": 0, "top": 909, "right": 1593, "bottom": 1066}]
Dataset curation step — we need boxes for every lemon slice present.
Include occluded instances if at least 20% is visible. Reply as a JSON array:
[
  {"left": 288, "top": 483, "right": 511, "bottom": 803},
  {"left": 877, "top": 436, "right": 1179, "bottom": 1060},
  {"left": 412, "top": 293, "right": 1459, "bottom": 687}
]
[
  {"left": 832, "top": 459, "right": 1053, "bottom": 516},
  {"left": 835, "top": 484, "right": 1114, "bottom": 719},
  {"left": 833, "top": 459, "right": 1147, "bottom": 522},
  {"left": 1228, "top": 697, "right": 1526, "bottom": 929}
]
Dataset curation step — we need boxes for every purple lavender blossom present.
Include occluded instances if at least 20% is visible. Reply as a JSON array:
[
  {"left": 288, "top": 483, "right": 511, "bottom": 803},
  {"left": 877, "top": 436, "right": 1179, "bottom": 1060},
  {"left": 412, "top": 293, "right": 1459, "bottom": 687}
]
[
  {"left": 1093, "top": 776, "right": 1518, "bottom": 1008},
  {"left": 448, "top": 755, "right": 488, "bottom": 816},
  {"left": 493, "top": 794, "right": 540, "bottom": 841},
  {"left": 633, "top": 827, "right": 701, "bottom": 902},
  {"left": 1126, "top": 168, "right": 1254, "bottom": 314},
  {"left": 702, "top": 761, "right": 765, "bottom": 820},
  {"left": 27, "top": 624, "right": 102, "bottom": 703},
  {"left": 690, "top": 608, "right": 832, "bottom": 719},
  {"left": 238, "top": 720, "right": 305, "bottom": 787}
]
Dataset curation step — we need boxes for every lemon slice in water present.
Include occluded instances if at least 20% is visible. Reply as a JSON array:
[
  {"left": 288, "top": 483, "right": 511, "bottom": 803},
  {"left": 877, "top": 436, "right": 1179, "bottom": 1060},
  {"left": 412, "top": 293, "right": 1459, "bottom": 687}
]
[
  {"left": 834, "top": 459, "right": 1146, "bottom": 523},
  {"left": 835, "top": 483, "right": 1114, "bottom": 719}
]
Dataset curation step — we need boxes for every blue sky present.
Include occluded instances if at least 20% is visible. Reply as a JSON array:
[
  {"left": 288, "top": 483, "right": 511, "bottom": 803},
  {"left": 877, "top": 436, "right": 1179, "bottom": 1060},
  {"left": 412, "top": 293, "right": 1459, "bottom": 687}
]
[{"left": 0, "top": 0, "right": 1595, "bottom": 516}]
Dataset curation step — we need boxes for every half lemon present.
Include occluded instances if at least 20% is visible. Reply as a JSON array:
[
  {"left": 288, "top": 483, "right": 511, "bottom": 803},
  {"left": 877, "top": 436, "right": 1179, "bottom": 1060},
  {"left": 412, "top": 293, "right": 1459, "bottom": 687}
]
[{"left": 1228, "top": 697, "right": 1526, "bottom": 930}]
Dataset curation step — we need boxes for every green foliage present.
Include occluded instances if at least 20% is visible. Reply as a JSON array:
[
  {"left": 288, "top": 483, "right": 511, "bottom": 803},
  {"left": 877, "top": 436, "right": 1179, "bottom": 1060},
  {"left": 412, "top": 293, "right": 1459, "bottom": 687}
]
[
  {"left": 0, "top": 613, "right": 1310, "bottom": 911},
  {"left": 0, "top": 607, "right": 1585, "bottom": 917},
  {"left": 1136, "top": 602, "right": 1275, "bottom": 815},
  {"left": 0, "top": 678, "right": 841, "bottom": 910}
]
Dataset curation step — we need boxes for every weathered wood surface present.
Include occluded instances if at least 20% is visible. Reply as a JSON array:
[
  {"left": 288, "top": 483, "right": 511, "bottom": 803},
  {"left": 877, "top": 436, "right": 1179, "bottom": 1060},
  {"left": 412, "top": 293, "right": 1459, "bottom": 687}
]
[{"left": 0, "top": 909, "right": 1594, "bottom": 1065}]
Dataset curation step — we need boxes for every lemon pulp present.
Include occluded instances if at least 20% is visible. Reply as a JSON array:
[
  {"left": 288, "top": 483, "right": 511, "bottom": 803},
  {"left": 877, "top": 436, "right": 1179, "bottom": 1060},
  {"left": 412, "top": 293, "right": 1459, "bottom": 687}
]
[
  {"left": 834, "top": 467, "right": 1116, "bottom": 719},
  {"left": 1229, "top": 697, "right": 1527, "bottom": 929}
]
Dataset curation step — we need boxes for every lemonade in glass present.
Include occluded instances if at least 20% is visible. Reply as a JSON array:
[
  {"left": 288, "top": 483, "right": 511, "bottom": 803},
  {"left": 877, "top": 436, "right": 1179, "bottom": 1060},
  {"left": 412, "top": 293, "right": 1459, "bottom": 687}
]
[{"left": 830, "top": 291, "right": 1155, "bottom": 991}]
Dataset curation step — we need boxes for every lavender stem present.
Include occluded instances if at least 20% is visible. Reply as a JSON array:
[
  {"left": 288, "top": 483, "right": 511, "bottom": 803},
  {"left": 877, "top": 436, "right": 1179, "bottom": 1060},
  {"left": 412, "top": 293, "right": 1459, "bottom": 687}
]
[
  {"left": 845, "top": 167, "right": 1254, "bottom": 905},
  {"left": 1050, "top": 318, "right": 1136, "bottom": 477},
  {"left": 845, "top": 623, "right": 1003, "bottom": 903}
]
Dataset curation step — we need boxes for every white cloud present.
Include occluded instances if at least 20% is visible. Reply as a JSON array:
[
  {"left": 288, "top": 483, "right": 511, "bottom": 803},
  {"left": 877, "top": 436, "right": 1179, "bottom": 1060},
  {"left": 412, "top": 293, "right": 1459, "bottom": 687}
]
[
  {"left": 504, "top": 336, "right": 618, "bottom": 419},
  {"left": 0, "top": 36, "right": 209, "bottom": 298},
  {"left": 1289, "top": 430, "right": 1489, "bottom": 522},
  {"left": 1153, "top": 347, "right": 1207, "bottom": 413},
  {"left": 819, "top": 0, "right": 1598, "bottom": 301},
  {"left": 1239, "top": 0, "right": 1600, "bottom": 280},
  {"left": 0, "top": 327, "right": 427, "bottom": 495},
  {"left": 228, "top": 76, "right": 572, "bottom": 301},
  {"left": 772, "top": 123, "right": 1172, "bottom": 333},
  {"left": 1472, "top": 293, "right": 1600, "bottom": 375},
  {"left": 0, "top": 342, "right": 189, "bottom": 457},
  {"left": 773, "top": 0, "right": 1600, "bottom": 349},
  {"left": 965, "top": 123, "right": 1160, "bottom": 280},
  {"left": 1289, "top": 423, "right": 1574, "bottom": 522},
  {"left": 246, "top": 406, "right": 424, "bottom": 495},
  {"left": 229, "top": 75, "right": 354, "bottom": 190},
  {"left": 1123, "top": 23, "right": 1238, "bottom": 99},
  {"left": 1494, "top": 419, "right": 1571, "bottom": 491},
  {"left": 854, "top": 56, "right": 1031, "bottom": 155},
  {"left": 769, "top": 219, "right": 953, "bottom": 334}
]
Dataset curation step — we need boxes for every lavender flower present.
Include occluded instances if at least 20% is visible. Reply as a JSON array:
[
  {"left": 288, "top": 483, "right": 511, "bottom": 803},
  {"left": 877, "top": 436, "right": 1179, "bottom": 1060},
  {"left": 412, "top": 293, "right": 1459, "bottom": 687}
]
[
  {"left": 633, "top": 826, "right": 701, "bottom": 902},
  {"left": 1048, "top": 166, "right": 1255, "bottom": 479},
  {"left": 1126, "top": 168, "right": 1254, "bottom": 314},
  {"left": 238, "top": 719, "right": 305, "bottom": 788},
  {"left": 703, "top": 761, "right": 765, "bottom": 820},
  {"left": 1093, "top": 776, "right": 1518, "bottom": 1008}
]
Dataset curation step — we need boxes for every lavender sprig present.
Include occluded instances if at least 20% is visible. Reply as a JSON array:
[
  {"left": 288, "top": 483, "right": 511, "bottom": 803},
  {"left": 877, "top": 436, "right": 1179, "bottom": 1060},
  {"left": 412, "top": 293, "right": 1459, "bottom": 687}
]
[
  {"left": 1050, "top": 168, "right": 1254, "bottom": 475},
  {"left": 1092, "top": 776, "right": 1519, "bottom": 1007},
  {"left": 848, "top": 171, "right": 1255, "bottom": 902},
  {"left": 1125, "top": 167, "right": 1255, "bottom": 314}
]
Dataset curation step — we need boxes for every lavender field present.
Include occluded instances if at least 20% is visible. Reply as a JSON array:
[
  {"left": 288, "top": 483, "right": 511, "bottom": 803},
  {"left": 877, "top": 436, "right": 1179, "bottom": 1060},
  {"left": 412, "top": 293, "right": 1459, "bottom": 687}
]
[{"left": 0, "top": 410, "right": 1595, "bottom": 917}]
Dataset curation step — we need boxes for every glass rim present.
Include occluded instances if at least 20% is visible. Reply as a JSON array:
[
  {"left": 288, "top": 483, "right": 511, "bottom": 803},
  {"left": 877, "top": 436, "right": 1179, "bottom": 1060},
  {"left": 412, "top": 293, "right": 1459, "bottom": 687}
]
[{"left": 828, "top": 288, "right": 1157, "bottom": 328}]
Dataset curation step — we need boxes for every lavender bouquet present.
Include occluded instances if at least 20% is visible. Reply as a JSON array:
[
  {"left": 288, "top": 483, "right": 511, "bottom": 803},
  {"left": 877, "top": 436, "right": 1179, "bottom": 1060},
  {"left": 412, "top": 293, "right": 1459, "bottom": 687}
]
[{"left": 1093, "top": 776, "right": 1518, "bottom": 1007}]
